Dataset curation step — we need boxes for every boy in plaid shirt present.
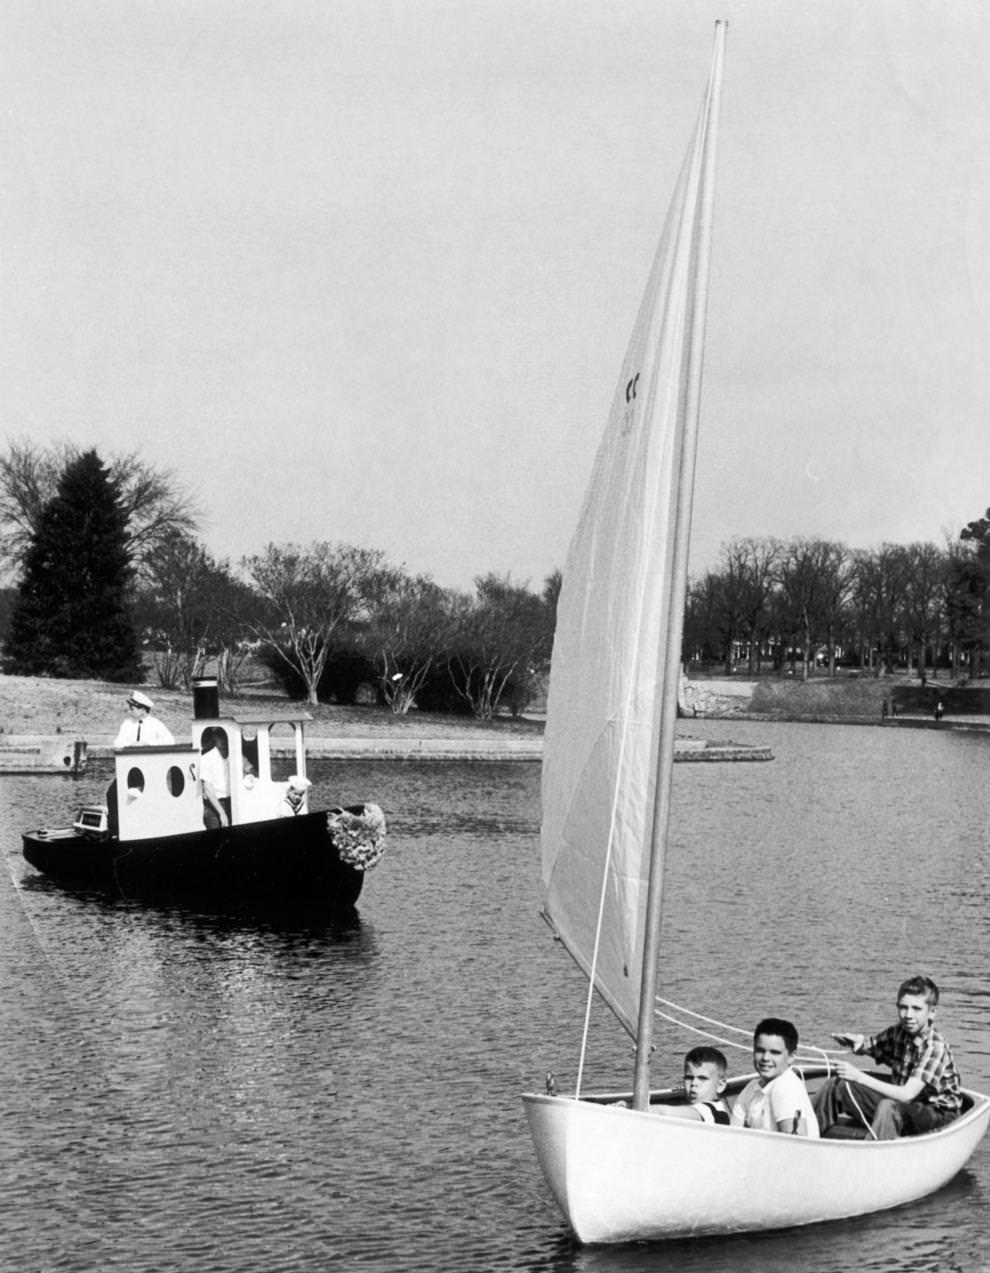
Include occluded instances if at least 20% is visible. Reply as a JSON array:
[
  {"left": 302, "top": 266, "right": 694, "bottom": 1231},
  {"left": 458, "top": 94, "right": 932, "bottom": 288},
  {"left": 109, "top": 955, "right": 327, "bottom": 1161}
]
[{"left": 814, "top": 975, "right": 962, "bottom": 1139}]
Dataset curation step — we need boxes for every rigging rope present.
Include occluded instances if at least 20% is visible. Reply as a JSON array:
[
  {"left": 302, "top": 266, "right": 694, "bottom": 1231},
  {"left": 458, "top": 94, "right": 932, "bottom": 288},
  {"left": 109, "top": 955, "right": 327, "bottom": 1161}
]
[
  {"left": 840, "top": 1080, "right": 880, "bottom": 1140},
  {"left": 655, "top": 994, "right": 751, "bottom": 1038},
  {"left": 654, "top": 995, "right": 844, "bottom": 1071},
  {"left": 650, "top": 994, "right": 896, "bottom": 1140}
]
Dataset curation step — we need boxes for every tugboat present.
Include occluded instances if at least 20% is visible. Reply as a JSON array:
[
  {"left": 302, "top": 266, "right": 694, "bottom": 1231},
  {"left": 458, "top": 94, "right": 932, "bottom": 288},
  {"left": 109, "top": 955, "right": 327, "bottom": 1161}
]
[{"left": 22, "top": 678, "right": 385, "bottom": 912}]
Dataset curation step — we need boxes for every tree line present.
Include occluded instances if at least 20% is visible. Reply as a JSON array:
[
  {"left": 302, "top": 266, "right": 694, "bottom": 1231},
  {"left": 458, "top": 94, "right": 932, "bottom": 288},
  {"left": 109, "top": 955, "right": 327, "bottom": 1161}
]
[
  {"left": 684, "top": 526, "right": 990, "bottom": 681},
  {"left": 5, "top": 442, "right": 990, "bottom": 709},
  {"left": 0, "top": 442, "right": 558, "bottom": 718}
]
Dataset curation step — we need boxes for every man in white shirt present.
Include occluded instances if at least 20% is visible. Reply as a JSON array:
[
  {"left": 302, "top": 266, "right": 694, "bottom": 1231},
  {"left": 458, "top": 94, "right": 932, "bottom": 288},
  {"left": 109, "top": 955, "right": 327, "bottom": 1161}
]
[
  {"left": 114, "top": 691, "right": 174, "bottom": 748},
  {"left": 200, "top": 727, "right": 231, "bottom": 828}
]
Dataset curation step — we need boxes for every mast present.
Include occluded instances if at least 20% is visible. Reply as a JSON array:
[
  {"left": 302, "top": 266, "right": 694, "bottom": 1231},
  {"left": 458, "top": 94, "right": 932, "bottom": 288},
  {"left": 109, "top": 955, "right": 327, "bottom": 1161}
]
[{"left": 631, "top": 20, "right": 726, "bottom": 1111}]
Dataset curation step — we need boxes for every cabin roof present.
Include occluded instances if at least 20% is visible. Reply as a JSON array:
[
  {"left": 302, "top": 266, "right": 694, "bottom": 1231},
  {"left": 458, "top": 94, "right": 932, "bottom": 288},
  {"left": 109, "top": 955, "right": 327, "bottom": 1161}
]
[{"left": 199, "top": 712, "right": 313, "bottom": 727}]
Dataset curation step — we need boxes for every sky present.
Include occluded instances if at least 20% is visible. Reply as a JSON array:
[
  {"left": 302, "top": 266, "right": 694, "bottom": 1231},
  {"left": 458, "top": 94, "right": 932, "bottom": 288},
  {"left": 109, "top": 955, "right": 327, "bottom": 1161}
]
[{"left": 2, "top": 0, "right": 990, "bottom": 591}]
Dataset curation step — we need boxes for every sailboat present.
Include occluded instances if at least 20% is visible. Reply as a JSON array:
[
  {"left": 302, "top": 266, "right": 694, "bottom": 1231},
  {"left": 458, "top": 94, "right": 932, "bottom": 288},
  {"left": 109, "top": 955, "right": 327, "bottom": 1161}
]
[{"left": 522, "top": 22, "right": 990, "bottom": 1244}]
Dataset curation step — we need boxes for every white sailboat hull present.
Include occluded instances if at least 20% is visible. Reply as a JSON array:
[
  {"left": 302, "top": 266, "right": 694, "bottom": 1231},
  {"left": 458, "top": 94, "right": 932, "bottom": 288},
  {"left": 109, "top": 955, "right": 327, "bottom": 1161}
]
[{"left": 523, "top": 1084, "right": 990, "bottom": 1243}]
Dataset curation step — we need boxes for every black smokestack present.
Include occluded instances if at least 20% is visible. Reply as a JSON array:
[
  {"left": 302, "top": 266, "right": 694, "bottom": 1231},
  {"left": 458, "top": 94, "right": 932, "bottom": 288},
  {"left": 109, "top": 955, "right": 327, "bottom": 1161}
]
[{"left": 192, "top": 677, "right": 220, "bottom": 720}]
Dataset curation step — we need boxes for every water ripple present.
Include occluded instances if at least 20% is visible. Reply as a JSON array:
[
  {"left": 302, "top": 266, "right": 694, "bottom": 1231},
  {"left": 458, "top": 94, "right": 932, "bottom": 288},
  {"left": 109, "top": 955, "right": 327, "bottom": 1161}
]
[{"left": 3, "top": 730, "right": 990, "bottom": 1270}]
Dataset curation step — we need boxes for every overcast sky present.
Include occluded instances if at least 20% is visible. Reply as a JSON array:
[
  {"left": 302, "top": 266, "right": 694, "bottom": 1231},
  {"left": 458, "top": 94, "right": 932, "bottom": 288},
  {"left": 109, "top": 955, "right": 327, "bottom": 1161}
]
[{"left": 2, "top": 0, "right": 989, "bottom": 590}]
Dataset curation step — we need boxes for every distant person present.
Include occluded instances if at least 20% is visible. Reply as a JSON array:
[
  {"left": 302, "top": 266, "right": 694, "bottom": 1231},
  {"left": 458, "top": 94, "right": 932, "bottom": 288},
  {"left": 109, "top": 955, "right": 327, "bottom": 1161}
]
[
  {"left": 200, "top": 727, "right": 231, "bottom": 829},
  {"left": 814, "top": 975, "right": 961, "bottom": 1140},
  {"left": 934, "top": 701, "right": 944, "bottom": 721},
  {"left": 881, "top": 699, "right": 889, "bottom": 721},
  {"left": 654, "top": 1045, "right": 731, "bottom": 1125},
  {"left": 731, "top": 1018, "right": 819, "bottom": 1137},
  {"left": 114, "top": 691, "right": 174, "bottom": 748},
  {"left": 278, "top": 774, "right": 312, "bottom": 817}
]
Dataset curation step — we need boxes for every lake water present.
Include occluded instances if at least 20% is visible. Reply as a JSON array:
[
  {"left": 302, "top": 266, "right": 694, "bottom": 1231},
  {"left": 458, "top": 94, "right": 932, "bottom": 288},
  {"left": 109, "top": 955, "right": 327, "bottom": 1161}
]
[{"left": 2, "top": 719, "right": 989, "bottom": 1271}]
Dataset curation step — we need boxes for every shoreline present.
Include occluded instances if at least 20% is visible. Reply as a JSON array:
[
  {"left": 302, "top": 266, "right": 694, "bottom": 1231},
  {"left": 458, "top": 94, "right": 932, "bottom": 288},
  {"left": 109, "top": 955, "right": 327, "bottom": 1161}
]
[
  {"left": 7, "top": 671, "right": 984, "bottom": 771},
  {"left": 0, "top": 674, "right": 775, "bottom": 766},
  {"left": 0, "top": 732, "right": 773, "bottom": 765}
]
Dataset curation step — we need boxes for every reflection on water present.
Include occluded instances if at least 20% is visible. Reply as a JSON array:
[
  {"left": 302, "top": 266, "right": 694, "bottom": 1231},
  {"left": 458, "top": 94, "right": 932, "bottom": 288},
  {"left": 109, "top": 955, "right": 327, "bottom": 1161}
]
[{"left": 2, "top": 728, "right": 990, "bottom": 1271}]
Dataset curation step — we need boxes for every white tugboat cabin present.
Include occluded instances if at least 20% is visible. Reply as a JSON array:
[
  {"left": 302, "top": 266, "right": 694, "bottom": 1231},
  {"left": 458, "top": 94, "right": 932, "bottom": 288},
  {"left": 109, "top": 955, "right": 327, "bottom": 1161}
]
[{"left": 84, "top": 679, "right": 312, "bottom": 841}]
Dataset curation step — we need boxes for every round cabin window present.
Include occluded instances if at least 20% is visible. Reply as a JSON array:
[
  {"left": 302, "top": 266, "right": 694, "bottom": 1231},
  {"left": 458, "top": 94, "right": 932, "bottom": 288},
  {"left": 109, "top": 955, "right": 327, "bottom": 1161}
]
[
  {"left": 166, "top": 765, "right": 185, "bottom": 797},
  {"left": 126, "top": 767, "right": 145, "bottom": 794}
]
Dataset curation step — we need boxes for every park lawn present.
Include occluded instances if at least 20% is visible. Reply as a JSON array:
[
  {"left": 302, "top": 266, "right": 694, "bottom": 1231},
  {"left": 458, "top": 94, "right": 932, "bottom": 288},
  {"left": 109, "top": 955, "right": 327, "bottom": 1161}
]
[{"left": 0, "top": 674, "right": 545, "bottom": 741}]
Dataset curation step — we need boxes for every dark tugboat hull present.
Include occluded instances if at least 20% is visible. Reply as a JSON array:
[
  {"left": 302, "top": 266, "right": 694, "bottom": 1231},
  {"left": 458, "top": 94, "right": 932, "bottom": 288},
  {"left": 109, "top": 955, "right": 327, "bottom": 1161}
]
[{"left": 23, "top": 808, "right": 366, "bottom": 912}]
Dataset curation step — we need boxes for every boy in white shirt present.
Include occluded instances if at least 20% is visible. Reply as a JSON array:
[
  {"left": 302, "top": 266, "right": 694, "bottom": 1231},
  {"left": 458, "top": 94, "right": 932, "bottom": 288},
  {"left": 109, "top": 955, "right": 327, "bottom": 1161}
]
[{"left": 731, "top": 1017, "right": 819, "bottom": 1137}]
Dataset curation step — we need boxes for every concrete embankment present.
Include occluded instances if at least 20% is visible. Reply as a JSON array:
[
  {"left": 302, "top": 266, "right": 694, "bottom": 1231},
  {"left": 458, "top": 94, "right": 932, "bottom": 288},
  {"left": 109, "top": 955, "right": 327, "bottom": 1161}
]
[
  {"left": 301, "top": 736, "right": 772, "bottom": 762},
  {"left": 883, "top": 715, "right": 990, "bottom": 733},
  {"left": 66, "top": 734, "right": 545, "bottom": 763},
  {"left": 303, "top": 735, "right": 544, "bottom": 760},
  {"left": 1, "top": 733, "right": 772, "bottom": 765},
  {"left": 685, "top": 674, "right": 990, "bottom": 732}
]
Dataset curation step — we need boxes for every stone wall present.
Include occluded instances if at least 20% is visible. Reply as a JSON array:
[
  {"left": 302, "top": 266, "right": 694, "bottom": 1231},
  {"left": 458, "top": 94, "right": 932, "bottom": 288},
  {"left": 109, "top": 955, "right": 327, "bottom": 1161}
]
[
  {"left": 680, "top": 678, "right": 756, "bottom": 717},
  {"left": 891, "top": 684, "right": 990, "bottom": 716}
]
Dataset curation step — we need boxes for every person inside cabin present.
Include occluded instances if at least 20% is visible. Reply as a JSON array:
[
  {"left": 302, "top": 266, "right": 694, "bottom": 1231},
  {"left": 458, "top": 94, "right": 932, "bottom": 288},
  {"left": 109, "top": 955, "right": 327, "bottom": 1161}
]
[
  {"left": 653, "top": 1045, "right": 731, "bottom": 1124},
  {"left": 114, "top": 691, "right": 174, "bottom": 748},
  {"left": 200, "top": 727, "right": 231, "bottom": 829},
  {"left": 813, "top": 975, "right": 962, "bottom": 1140},
  {"left": 278, "top": 774, "right": 312, "bottom": 817},
  {"left": 731, "top": 1017, "right": 819, "bottom": 1137},
  {"left": 241, "top": 737, "right": 259, "bottom": 788}
]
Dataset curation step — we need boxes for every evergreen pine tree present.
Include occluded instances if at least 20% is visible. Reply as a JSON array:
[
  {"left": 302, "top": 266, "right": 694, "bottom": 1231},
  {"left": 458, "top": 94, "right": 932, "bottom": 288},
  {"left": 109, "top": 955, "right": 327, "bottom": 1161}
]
[{"left": 4, "top": 449, "right": 142, "bottom": 680}]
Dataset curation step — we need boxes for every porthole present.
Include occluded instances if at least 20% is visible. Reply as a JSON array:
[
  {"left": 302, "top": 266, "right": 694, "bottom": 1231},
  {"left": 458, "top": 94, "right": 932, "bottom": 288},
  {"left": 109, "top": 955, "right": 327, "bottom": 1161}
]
[
  {"left": 166, "top": 765, "right": 185, "bottom": 797},
  {"left": 126, "top": 767, "right": 145, "bottom": 793}
]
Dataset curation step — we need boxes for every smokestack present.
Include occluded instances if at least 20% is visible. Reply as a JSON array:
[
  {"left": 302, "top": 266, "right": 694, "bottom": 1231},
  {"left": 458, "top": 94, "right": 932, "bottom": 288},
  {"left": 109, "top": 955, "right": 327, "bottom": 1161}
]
[{"left": 192, "top": 677, "right": 220, "bottom": 720}]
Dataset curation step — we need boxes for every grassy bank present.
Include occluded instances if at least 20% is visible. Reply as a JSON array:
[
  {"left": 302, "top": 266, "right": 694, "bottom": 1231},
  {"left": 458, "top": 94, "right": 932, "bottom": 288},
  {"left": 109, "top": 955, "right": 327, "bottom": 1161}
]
[
  {"left": 0, "top": 675, "right": 545, "bottom": 742},
  {"left": 746, "top": 675, "right": 967, "bottom": 720},
  {"left": 2, "top": 671, "right": 976, "bottom": 739}
]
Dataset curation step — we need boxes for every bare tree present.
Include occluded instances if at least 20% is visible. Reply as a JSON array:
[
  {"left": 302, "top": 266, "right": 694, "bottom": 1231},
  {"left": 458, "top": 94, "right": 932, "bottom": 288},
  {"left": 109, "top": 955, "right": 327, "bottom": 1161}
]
[
  {"left": 849, "top": 544, "right": 912, "bottom": 675},
  {"left": 776, "top": 538, "right": 849, "bottom": 680},
  {"left": 363, "top": 572, "right": 454, "bottom": 714},
  {"left": 899, "top": 542, "right": 950, "bottom": 681},
  {"left": 447, "top": 573, "right": 553, "bottom": 720},
  {"left": 0, "top": 439, "right": 199, "bottom": 580},
  {"left": 242, "top": 541, "right": 391, "bottom": 704},
  {"left": 945, "top": 539, "right": 985, "bottom": 678},
  {"left": 683, "top": 570, "right": 729, "bottom": 668},
  {"left": 712, "top": 538, "right": 784, "bottom": 674},
  {"left": 136, "top": 531, "right": 259, "bottom": 691},
  {"left": 735, "top": 538, "right": 784, "bottom": 675}
]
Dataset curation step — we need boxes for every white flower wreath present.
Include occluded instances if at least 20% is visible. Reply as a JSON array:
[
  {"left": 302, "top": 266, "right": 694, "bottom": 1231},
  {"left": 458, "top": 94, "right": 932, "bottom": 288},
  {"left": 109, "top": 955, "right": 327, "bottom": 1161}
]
[{"left": 327, "top": 803, "right": 387, "bottom": 871}]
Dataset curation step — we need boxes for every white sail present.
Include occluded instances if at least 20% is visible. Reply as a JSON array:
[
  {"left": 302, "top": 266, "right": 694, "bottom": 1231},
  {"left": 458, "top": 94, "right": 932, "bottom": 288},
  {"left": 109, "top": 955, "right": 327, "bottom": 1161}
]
[
  {"left": 541, "top": 30, "right": 724, "bottom": 1038},
  {"left": 527, "top": 28, "right": 990, "bottom": 1244}
]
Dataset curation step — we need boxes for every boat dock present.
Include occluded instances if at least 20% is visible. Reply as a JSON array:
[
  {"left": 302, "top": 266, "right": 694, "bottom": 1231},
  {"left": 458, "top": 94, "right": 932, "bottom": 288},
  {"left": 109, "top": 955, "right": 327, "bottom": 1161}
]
[
  {"left": 673, "top": 738, "right": 774, "bottom": 762},
  {"left": 0, "top": 736, "right": 88, "bottom": 775}
]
